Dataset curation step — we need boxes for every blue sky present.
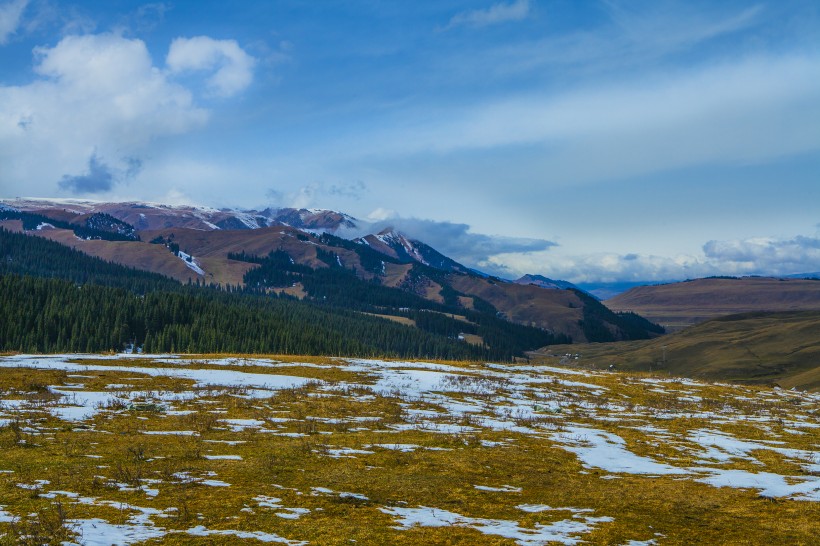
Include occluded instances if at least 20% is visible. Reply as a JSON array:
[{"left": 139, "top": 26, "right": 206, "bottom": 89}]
[{"left": 1, "top": 0, "right": 819, "bottom": 282}]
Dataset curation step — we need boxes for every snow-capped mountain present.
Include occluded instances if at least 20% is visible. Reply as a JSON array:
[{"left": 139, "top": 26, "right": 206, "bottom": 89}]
[
  {"left": 0, "top": 198, "right": 358, "bottom": 233},
  {"left": 0, "top": 197, "right": 666, "bottom": 343},
  {"left": 357, "top": 228, "right": 469, "bottom": 273}
]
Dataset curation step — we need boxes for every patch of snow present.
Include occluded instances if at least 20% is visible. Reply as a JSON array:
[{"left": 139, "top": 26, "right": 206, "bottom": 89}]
[
  {"left": 321, "top": 446, "right": 375, "bottom": 458},
  {"left": 68, "top": 517, "right": 166, "bottom": 545},
  {"left": 176, "top": 250, "right": 205, "bottom": 275},
  {"left": 381, "top": 505, "right": 612, "bottom": 546},
  {"left": 221, "top": 418, "right": 267, "bottom": 431},
  {"left": 517, "top": 505, "right": 594, "bottom": 514},
  {"left": 142, "top": 430, "right": 198, "bottom": 436},
  {"left": 695, "top": 469, "right": 820, "bottom": 501},
  {"left": 185, "top": 526, "right": 306, "bottom": 544},
  {"left": 200, "top": 479, "right": 232, "bottom": 487},
  {"left": 550, "top": 426, "right": 688, "bottom": 475},
  {"left": 474, "top": 484, "right": 522, "bottom": 493}
]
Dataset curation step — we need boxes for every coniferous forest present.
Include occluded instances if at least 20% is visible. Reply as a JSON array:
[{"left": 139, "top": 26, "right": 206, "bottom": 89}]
[{"left": 0, "top": 228, "right": 566, "bottom": 359}]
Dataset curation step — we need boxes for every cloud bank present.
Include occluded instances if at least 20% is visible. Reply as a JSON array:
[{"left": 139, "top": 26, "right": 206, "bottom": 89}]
[{"left": 484, "top": 232, "right": 820, "bottom": 283}]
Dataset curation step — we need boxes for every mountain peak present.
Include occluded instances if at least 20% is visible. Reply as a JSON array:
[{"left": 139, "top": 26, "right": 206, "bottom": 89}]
[{"left": 515, "top": 274, "right": 579, "bottom": 291}]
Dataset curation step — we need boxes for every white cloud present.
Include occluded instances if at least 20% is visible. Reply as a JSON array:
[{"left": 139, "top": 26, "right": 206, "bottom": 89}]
[
  {"left": 167, "top": 36, "right": 255, "bottom": 97},
  {"left": 366, "top": 207, "right": 396, "bottom": 222},
  {"left": 703, "top": 236, "right": 820, "bottom": 275},
  {"left": 0, "top": 32, "right": 254, "bottom": 197},
  {"left": 445, "top": 0, "right": 529, "bottom": 30},
  {"left": 491, "top": 250, "right": 707, "bottom": 283},
  {"left": 482, "top": 232, "right": 820, "bottom": 283},
  {"left": 0, "top": 0, "right": 27, "bottom": 44},
  {"left": 266, "top": 181, "right": 368, "bottom": 210}
]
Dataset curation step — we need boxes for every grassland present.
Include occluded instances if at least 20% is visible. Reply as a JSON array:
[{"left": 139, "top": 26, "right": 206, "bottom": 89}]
[
  {"left": 532, "top": 311, "right": 820, "bottom": 392},
  {"left": 0, "top": 353, "right": 818, "bottom": 545}
]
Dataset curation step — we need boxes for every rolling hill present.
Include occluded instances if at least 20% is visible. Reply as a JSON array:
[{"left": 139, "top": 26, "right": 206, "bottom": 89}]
[
  {"left": 606, "top": 276, "right": 820, "bottom": 331},
  {"left": 531, "top": 310, "right": 820, "bottom": 391}
]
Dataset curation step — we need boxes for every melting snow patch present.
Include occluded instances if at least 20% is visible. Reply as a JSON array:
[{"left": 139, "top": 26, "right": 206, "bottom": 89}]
[
  {"left": 221, "top": 418, "right": 266, "bottom": 431},
  {"left": 364, "top": 443, "right": 450, "bottom": 452},
  {"left": 474, "top": 484, "right": 522, "bottom": 493},
  {"left": 381, "top": 505, "right": 612, "bottom": 545},
  {"left": 550, "top": 426, "right": 688, "bottom": 475},
  {"left": 254, "top": 496, "right": 311, "bottom": 520},
  {"left": 695, "top": 469, "right": 820, "bottom": 501},
  {"left": 201, "top": 479, "right": 232, "bottom": 487},
  {"left": 310, "top": 487, "right": 368, "bottom": 501},
  {"left": 68, "top": 517, "right": 166, "bottom": 545},
  {"left": 185, "top": 526, "right": 306, "bottom": 544},
  {"left": 321, "top": 446, "right": 375, "bottom": 458},
  {"left": 516, "top": 505, "right": 593, "bottom": 514},
  {"left": 0, "top": 507, "right": 15, "bottom": 523},
  {"left": 142, "top": 430, "right": 198, "bottom": 436}
]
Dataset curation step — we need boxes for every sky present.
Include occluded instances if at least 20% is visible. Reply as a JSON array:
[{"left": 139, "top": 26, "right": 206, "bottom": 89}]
[{"left": 0, "top": 0, "right": 819, "bottom": 282}]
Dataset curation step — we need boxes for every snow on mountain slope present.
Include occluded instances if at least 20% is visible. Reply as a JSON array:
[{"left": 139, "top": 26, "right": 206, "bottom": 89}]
[
  {"left": 0, "top": 199, "right": 358, "bottom": 233},
  {"left": 357, "top": 228, "right": 469, "bottom": 273},
  {"left": 515, "top": 274, "right": 580, "bottom": 291}
]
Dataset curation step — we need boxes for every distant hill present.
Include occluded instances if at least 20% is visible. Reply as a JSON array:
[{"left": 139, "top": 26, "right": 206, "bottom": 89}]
[
  {"left": 577, "top": 280, "right": 667, "bottom": 300},
  {"left": 531, "top": 311, "right": 820, "bottom": 391},
  {"left": 515, "top": 274, "right": 579, "bottom": 291},
  {"left": 606, "top": 276, "right": 820, "bottom": 331}
]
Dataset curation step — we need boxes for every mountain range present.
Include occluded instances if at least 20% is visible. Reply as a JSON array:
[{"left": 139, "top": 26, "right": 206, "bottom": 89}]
[{"left": 0, "top": 198, "right": 664, "bottom": 351}]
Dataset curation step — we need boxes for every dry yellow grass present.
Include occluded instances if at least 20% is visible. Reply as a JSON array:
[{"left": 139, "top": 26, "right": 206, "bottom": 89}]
[{"left": 0, "top": 354, "right": 818, "bottom": 545}]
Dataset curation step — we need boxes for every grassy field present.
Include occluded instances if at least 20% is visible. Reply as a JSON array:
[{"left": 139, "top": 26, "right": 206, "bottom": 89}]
[
  {"left": 531, "top": 311, "right": 820, "bottom": 392},
  {"left": 0, "top": 353, "right": 818, "bottom": 545}
]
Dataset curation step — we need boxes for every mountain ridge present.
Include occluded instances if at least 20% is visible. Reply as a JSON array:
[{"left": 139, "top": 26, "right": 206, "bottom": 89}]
[{"left": 0, "top": 198, "right": 663, "bottom": 344}]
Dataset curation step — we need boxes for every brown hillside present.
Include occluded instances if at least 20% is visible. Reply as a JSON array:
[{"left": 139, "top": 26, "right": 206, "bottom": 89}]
[
  {"left": 34, "top": 228, "right": 204, "bottom": 283},
  {"left": 0, "top": 219, "right": 24, "bottom": 232},
  {"left": 531, "top": 311, "right": 820, "bottom": 391},
  {"left": 606, "top": 277, "right": 820, "bottom": 331},
  {"left": 448, "top": 275, "right": 588, "bottom": 341},
  {"left": 141, "top": 226, "right": 381, "bottom": 283}
]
